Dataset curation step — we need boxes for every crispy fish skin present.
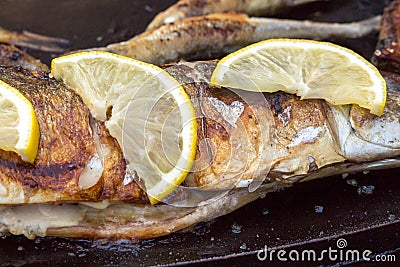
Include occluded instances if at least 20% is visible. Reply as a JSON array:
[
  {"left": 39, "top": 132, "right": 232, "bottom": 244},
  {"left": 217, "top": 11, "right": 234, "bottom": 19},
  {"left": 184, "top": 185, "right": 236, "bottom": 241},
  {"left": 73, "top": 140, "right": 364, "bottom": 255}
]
[
  {"left": 93, "top": 13, "right": 380, "bottom": 65},
  {"left": 0, "top": 66, "right": 146, "bottom": 204},
  {"left": 146, "top": 0, "right": 320, "bottom": 30}
]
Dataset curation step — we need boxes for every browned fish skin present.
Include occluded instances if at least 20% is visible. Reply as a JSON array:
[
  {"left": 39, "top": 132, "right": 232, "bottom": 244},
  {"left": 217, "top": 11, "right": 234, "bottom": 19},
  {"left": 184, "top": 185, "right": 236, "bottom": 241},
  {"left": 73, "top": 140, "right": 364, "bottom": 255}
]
[
  {"left": 146, "top": 0, "right": 320, "bottom": 30},
  {"left": 372, "top": 0, "right": 400, "bottom": 74},
  {"left": 0, "top": 45, "right": 48, "bottom": 71},
  {"left": 0, "top": 67, "right": 95, "bottom": 195},
  {"left": 98, "top": 13, "right": 381, "bottom": 65},
  {"left": 166, "top": 61, "right": 346, "bottom": 189},
  {"left": 0, "top": 66, "right": 146, "bottom": 204}
]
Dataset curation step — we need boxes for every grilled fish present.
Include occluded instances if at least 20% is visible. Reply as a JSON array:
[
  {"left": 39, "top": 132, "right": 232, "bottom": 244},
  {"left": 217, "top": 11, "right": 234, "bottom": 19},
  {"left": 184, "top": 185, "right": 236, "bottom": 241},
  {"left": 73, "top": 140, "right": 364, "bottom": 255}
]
[
  {"left": 0, "top": 44, "right": 48, "bottom": 71},
  {"left": 91, "top": 13, "right": 381, "bottom": 65},
  {"left": 0, "top": 65, "right": 148, "bottom": 205},
  {"left": 372, "top": 0, "right": 400, "bottom": 74},
  {"left": 146, "top": 0, "right": 321, "bottom": 30},
  {"left": 0, "top": 45, "right": 399, "bottom": 239},
  {"left": 0, "top": 27, "right": 70, "bottom": 53}
]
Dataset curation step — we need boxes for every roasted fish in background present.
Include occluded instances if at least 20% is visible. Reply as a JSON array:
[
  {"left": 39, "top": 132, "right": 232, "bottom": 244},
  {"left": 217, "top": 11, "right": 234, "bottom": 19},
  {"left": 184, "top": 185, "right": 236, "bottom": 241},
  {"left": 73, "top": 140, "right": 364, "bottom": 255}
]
[
  {"left": 0, "top": 1, "right": 379, "bottom": 65},
  {"left": 146, "top": 0, "right": 322, "bottom": 30},
  {"left": 0, "top": 43, "right": 399, "bottom": 239},
  {"left": 0, "top": 27, "right": 70, "bottom": 53},
  {"left": 0, "top": 44, "right": 48, "bottom": 71},
  {"left": 94, "top": 13, "right": 381, "bottom": 65},
  {"left": 372, "top": 0, "right": 400, "bottom": 74}
]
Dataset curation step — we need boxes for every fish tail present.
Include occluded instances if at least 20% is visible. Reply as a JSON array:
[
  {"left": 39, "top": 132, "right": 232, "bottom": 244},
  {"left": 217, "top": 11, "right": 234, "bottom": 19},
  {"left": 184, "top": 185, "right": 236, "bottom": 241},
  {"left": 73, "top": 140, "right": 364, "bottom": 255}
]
[
  {"left": 290, "top": 0, "right": 322, "bottom": 6},
  {"left": 350, "top": 15, "right": 381, "bottom": 38},
  {"left": 1, "top": 29, "right": 71, "bottom": 53}
]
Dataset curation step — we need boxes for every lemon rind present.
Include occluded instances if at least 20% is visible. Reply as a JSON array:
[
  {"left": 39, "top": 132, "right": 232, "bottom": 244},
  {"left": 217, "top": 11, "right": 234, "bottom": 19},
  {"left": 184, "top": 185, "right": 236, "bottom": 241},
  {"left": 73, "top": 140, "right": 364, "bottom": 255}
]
[{"left": 211, "top": 39, "right": 386, "bottom": 116}]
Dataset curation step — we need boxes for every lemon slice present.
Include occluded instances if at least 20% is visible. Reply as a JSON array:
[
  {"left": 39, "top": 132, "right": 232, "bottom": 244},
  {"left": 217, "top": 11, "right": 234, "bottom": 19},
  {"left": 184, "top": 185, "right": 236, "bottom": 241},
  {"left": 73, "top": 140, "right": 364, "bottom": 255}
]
[
  {"left": 0, "top": 80, "right": 40, "bottom": 163},
  {"left": 51, "top": 51, "right": 197, "bottom": 204},
  {"left": 211, "top": 39, "right": 386, "bottom": 116}
]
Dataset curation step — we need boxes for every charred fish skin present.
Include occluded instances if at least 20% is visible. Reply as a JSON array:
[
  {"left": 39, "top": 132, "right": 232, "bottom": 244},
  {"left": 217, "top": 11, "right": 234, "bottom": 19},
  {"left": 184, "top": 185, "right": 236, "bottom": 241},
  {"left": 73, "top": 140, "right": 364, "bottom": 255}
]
[
  {"left": 98, "top": 13, "right": 381, "bottom": 65},
  {"left": 0, "top": 66, "right": 95, "bottom": 203},
  {"left": 372, "top": 0, "right": 400, "bottom": 74},
  {"left": 146, "top": 0, "right": 321, "bottom": 30}
]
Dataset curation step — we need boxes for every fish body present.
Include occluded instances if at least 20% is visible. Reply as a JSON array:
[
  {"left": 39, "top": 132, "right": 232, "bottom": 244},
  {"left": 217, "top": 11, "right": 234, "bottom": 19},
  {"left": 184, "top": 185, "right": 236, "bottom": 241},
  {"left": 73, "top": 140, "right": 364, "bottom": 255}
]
[
  {"left": 146, "top": 0, "right": 321, "bottom": 30},
  {"left": 97, "top": 13, "right": 381, "bottom": 65},
  {"left": 165, "top": 61, "right": 400, "bottom": 189},
  {"left": 0, "top": 46, "right": 399, "bottom": 238}
]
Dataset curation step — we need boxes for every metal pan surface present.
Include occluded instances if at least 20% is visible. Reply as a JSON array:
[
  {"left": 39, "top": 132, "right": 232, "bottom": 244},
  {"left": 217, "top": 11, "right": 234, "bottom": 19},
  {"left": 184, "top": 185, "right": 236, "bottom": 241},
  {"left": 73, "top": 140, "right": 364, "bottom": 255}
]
[{"left": 0, "top": 0, "right": 398, "bottom": 266}]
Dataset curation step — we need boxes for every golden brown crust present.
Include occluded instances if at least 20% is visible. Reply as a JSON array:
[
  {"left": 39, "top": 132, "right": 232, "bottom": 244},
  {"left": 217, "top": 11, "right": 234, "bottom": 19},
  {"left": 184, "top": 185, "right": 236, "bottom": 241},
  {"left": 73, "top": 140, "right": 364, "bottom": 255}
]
[
  {"left": 0, "top": 67, "right": 95, "bottom": 193},
  {"left": 96, "top": 122, "right": 147, "bottom": 202}
]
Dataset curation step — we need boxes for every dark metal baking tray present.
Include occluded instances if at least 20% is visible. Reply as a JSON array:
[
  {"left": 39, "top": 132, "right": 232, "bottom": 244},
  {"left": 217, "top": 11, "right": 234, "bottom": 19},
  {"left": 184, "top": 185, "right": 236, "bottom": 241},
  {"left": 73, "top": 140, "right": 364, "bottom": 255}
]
[{"left": 0, "top": 0, "right": 398, "bottom": 266}]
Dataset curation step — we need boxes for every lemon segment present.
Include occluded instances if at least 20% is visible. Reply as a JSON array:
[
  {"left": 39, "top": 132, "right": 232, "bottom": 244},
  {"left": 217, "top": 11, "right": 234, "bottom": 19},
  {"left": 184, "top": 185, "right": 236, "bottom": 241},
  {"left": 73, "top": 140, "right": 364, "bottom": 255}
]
[
  {"left": 211, "top": 39, "right": 386, "bottom": 116},
  {"left": 0, "top": 80, "right": 40, "bottom": 163},
  {"left": 51, "top": 51, "right": 197, "bottom": 204}
]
